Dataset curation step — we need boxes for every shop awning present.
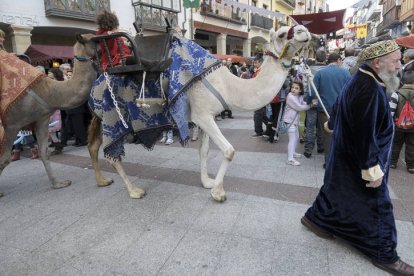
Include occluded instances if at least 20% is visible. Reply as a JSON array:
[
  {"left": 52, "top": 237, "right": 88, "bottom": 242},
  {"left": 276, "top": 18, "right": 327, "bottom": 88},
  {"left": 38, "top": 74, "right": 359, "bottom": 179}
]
[
  {"left": 290, "top": 9, "right": 346, "bottom": 35},
  {"left": 24, "top": 45, "right": 74, "bottom": 64},
  {"left": 395, "top": 35, "right": 414, "bottom": 49}
]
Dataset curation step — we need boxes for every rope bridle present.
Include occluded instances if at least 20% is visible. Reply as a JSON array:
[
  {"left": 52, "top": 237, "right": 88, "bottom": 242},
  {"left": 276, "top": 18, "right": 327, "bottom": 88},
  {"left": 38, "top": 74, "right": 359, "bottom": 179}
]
[{"left": 265, "top": 40, "right": 304, "bottom": 69}]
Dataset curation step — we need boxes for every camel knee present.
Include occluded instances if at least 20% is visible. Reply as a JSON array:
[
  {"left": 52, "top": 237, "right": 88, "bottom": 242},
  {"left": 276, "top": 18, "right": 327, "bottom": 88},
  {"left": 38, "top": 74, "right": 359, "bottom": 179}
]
[{"left": 224, "top": 147, "right": 235, "bottom": 161}]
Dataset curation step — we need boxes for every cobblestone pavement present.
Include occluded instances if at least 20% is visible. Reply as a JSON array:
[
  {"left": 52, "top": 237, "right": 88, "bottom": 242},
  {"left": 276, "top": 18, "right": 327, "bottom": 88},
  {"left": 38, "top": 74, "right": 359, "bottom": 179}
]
[{"left": 1, "top": 111, "right": 413, "bottom": 275}]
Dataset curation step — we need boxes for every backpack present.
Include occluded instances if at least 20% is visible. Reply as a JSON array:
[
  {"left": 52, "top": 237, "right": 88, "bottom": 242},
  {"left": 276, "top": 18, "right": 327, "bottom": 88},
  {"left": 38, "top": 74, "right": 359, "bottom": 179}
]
[{"left": 395, "top": 93, "right": 414, "bottom": 129}]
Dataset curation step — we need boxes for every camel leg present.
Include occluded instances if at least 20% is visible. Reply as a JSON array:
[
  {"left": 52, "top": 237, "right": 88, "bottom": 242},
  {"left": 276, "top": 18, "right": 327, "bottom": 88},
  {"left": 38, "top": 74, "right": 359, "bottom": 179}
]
[
  {"left": 107, "top": 159, "right": 145, "bottom": 199},
  {"left": 87, "top": 117, "right": 113, "bottom": 187},
  {"left": 0, "top": 127, "right": 19, "bottom": 198},
  {"left": 195, "top": 115, "right": 235, "bottom": 202},
  {"left": 36, "top": 119, "right": 71, "bottom": 189},
  {"left": 198, "top": 129, "right": 215, "bottom": 189}
]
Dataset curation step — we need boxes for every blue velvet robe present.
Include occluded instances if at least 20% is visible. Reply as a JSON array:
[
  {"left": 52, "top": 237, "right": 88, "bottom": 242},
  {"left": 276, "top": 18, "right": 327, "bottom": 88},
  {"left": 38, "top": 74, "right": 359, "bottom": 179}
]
[{"left": 305, "top": 64, "right": 398, "bottom": 264}]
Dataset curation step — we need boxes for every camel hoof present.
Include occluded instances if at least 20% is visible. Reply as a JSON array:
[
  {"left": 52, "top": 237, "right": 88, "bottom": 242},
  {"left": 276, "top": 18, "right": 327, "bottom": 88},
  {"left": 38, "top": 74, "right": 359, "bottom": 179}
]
[
  {"left": 128, "top": 187, "right": 146, "bottom": 199},
  {"left": 53, "top": 180, "right": 72, "bottom": 189},
  {"left": 211, "top": 189, "right": 226, "bottom": 202},
  {"left": 97, "top": 177, "right": 114, "bottom": 187}
]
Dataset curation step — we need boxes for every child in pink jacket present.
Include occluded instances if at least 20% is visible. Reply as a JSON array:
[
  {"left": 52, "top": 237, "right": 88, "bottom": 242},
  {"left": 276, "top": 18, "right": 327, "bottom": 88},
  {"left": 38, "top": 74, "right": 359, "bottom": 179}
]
[{"left": 283, "top": 80, "right": 313, "bottom": 166}]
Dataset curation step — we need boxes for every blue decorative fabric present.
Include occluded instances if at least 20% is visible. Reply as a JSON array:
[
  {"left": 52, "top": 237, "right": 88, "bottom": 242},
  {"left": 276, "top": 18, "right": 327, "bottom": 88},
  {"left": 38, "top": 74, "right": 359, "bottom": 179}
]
[
  {"left": 164, "top": 37, "right": 222, "bottom": 143},
  {"left": 88, "top": 36, "right": 222, "bottom": 160},
  {"left": 89, "top": 74, "right": 173, "bottom": 160}
]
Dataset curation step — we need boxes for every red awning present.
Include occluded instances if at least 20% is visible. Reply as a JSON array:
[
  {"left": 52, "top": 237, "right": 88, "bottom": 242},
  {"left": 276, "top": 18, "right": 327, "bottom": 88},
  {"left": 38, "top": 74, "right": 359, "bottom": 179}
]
[
  {"left": 290, "top": 9, "right": 346, "bottom": 35},
  {"left": 24, "top": 44, "right": 74, "bottom": 64},
  {"left": 395, "top": 35, "right": 414, "bottom": 49},
  {"left": 214, "top": 54, "right": 252, "bottom": 63}
]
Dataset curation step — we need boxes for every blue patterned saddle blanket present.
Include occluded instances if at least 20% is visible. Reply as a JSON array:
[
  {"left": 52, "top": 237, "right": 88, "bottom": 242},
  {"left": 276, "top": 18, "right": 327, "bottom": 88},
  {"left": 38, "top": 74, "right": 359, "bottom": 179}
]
[{"left": 89, "top": 36, "right": 222, "bottom": 160}]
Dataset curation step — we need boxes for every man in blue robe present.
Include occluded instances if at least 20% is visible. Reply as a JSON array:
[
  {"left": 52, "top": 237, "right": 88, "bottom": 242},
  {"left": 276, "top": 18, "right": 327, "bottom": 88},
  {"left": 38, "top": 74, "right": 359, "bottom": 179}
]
[{"left": 302, "top": 40, "right": 414, "bottom": 275}]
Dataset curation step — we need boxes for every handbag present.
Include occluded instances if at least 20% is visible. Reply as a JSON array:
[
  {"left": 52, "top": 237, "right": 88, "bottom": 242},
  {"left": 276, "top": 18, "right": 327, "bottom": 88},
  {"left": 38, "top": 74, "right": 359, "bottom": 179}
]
[{"left": 277, "top": 113, "right": 298, "bottom": 134}]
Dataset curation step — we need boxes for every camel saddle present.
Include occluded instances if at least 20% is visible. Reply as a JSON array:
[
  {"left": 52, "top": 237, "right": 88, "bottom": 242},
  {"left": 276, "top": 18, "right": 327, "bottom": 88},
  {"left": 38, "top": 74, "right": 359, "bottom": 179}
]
[
  {"left": 92, "top": 30, "right": 173, "bottom": 76},
  {"left": 0, "top": 50, "right": 43, "bottom": 153}
]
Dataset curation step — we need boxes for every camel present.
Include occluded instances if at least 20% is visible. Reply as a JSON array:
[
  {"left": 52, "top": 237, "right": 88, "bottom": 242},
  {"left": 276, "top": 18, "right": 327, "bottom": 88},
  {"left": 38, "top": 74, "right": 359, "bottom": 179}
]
[
  {"left": 0, "top": 34, "right": 97, "bottom": 198},
  {"left": 87, "top": 25, "right": 311, "bottom": 202}
]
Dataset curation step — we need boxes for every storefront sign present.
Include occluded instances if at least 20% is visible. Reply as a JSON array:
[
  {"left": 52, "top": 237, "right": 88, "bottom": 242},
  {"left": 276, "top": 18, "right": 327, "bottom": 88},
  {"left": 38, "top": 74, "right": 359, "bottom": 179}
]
[{"left": 0, "top": 13, "right": 40, "bottom": 27}]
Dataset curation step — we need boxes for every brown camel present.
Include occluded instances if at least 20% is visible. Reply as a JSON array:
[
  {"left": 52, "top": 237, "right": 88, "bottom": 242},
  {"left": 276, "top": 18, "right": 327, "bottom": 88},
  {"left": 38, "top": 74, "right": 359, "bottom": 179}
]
[
  {"left": 87, "top": 26, "right": 311, "bottom": 202},
  {"left": 0, "top": 34, "right": 97, "bottom": 198}
]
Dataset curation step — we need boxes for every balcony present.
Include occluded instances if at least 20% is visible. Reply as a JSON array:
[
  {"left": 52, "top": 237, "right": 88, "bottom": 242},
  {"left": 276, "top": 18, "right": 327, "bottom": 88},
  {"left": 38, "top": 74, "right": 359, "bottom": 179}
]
[
  {"left": 367, "top": 8, "right": 382, "bottom": 21},
  {"left": 400, "top": 0, "right": 414, "bottom": 22},
  {"left": 44, "top": 0, "right": 110, "bottom": 21},
  {"left": 133, "top": 3, "right": 179, "bottom": 32},
  {"left": 200, "top": 1, "right": 247, "bottom": 25},
  {"left": 377, "top": 5, "right": 401, "bottom": 33},
  {"left": 276, "top": 0, "right": 296, "bottom": 9},
  {"left": 251, "top": 14, "right": 274, "bottom": 30}
]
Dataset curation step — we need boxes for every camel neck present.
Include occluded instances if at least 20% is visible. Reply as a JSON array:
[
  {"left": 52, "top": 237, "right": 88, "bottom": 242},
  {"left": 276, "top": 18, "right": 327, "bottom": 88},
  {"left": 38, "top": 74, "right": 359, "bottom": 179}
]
[{"left": 222, "top": 56, "right": 289, "bottom": 111}]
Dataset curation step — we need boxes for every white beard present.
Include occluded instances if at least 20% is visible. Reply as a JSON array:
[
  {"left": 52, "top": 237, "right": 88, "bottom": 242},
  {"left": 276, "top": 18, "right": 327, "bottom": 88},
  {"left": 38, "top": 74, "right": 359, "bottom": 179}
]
[{"left": 378, "top": 70, "right": 400, "bottom": 93}]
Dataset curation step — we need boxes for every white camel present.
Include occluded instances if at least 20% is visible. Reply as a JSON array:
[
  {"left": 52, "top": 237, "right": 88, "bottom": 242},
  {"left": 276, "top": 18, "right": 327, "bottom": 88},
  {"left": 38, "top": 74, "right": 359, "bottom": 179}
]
[
  {"left": 87, "top": 25, "right": 311, "bottom": 202},
  {"left": 0, "top": 34, "right": 97, "bottom": 198}
]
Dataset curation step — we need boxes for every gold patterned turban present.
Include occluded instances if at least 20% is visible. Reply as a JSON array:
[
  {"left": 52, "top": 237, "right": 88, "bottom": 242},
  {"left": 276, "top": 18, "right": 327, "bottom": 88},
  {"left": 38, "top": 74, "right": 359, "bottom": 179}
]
[{"left": 361, "top": 40, "right": 400, "bottom": 61}]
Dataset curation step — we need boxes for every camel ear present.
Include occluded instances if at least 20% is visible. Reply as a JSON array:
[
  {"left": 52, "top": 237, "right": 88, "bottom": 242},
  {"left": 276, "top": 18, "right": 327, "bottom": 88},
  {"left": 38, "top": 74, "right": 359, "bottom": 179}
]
[
  {"left": 75, "top": 33, "right": 85, "bottom": 44},
  {"left": 269, "top": 29, "right": 276, "bottom": 43}
]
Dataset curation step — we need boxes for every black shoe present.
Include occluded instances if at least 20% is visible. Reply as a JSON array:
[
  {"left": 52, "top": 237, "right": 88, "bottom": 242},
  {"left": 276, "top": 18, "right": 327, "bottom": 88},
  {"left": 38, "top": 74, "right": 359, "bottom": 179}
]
[
  {"left": 228, "top": 116, "right": 234, "bottom": 119},
  {"left": 372, "top": 259, "right": 414, "bottom": 275},
  {"left": 317, "top": 149, "right": 324, "bottom": 154},
  {"left": 301, "top": 216, "right": 334, "bottom": 239},
  {"left": 323, "top": 163, "right": 326, "bottom": 169},
  {"left": 304, "top": 152, "right": 312, "bottom": 158},
  {"left": 390, "top": 164, "right": 397, "bottom": 169},
  {"left": 300, "top": 138, "right": 305, "bottom": 144},
  {"left": 251, "top": 133, "right": 263, "bottom": 137},
  {"left": 408, "top": 168, "right": 414, "bottom": 174}
]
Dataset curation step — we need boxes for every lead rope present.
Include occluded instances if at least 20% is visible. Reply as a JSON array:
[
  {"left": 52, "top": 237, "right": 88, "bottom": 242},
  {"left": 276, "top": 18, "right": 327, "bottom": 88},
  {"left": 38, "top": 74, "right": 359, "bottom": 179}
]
[
  {"left": 103, "top": 71, "right": 129, "bottom": 129},
  {"left": 136, "top": 71, "right": 149, "bottom": 108}
]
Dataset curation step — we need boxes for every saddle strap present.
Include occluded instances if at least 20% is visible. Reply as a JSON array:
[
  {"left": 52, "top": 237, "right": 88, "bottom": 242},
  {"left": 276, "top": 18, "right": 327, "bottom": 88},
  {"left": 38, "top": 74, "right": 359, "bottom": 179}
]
[{"left": 201, "top": 77, "right": 229, "bottom": 111}]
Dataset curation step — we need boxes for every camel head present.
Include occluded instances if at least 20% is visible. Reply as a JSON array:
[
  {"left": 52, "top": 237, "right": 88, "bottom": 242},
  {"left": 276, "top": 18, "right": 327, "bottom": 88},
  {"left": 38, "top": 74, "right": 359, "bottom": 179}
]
[
  {"left": 73, "top": 33, "right": 97, "bottom": 60},
  {"left": 269, "top": 25, "right": 311, "bottom": 60}
]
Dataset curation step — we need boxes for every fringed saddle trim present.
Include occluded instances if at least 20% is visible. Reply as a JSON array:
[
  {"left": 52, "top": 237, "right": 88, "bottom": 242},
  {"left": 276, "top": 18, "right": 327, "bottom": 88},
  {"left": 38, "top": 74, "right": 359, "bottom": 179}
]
[{"left": 168, "top": 62, "right": 223, "bottom": 106}]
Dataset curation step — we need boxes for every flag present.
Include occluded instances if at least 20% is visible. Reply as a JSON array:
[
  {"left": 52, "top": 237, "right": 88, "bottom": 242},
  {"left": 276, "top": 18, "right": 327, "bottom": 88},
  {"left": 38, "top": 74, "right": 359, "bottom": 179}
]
[
  {"left": 290, "top": 9, "right": 346, "bottom": 35},
  {"left": 183, "top": 0, "right": 201, "bottom": 8}
]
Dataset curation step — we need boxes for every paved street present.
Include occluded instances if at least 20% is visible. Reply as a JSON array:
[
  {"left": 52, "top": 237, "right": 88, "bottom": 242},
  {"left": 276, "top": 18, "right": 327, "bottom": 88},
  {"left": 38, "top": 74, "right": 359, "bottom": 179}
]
[{"left": 1, "top": 111, "right": 413, "bottom": 275}]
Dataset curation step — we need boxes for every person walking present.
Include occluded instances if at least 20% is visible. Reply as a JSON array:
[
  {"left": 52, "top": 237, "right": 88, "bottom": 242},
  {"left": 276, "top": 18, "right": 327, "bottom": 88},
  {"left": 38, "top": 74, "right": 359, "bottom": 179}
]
[
  {"left": 302, "top": 40, "right": 414, "bottom": 275},
  {"left": 304, "top": 48, "right": 326, "bottom": 158},
  {"left": 341, "top": 46, "right": 358, "bottom": 72},
  {"left": 283, "top": 80, "right": 312, "bottom": 166},
  {"left": 251, "top": 55, "right": 271, "bottom": 137},
  {"left": 312, "top": 52, "right": 351, "bottom": 167},
  {"left": 389, "top": 58, "right": 414, "bottom": 173}
]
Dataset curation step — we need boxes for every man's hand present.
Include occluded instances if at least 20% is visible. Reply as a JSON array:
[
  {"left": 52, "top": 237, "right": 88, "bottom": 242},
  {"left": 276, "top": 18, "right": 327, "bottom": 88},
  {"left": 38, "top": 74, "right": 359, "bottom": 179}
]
[{"left": 365, "top": 176, "right": 383, "bottom": 188}]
